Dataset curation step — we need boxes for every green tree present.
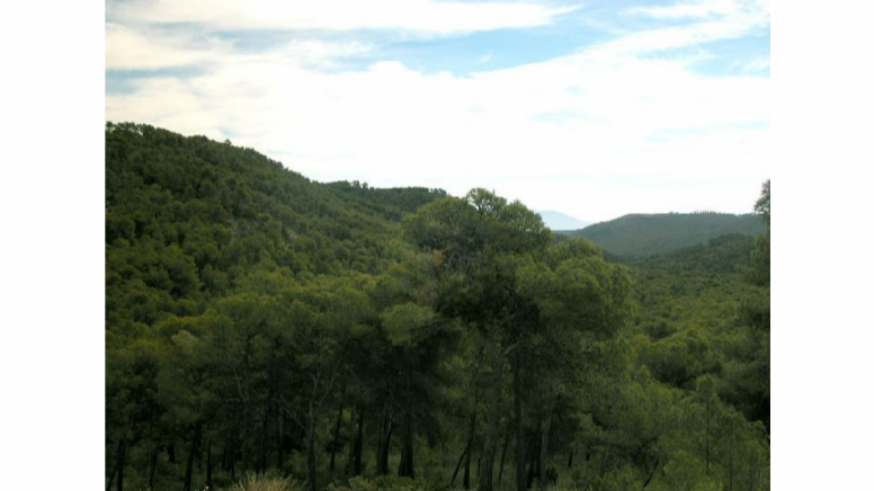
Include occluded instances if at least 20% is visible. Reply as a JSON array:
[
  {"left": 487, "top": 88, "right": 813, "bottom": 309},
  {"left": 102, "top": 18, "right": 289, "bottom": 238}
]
[{"left": 404, "top": 189, "right": 552, "bottom": 491}]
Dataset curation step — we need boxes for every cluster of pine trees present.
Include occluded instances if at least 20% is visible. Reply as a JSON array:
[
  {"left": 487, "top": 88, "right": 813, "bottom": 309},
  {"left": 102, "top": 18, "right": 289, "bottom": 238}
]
[{"left": 106, "top": 123, "right": 770, "bottom": 491}]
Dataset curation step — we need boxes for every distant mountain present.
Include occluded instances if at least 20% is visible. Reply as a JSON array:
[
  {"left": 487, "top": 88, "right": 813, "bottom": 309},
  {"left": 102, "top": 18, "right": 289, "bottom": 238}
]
[
  {"left": 537, "top": 210, "right": 591, "bottom": 231},
  {"left": 559, "top": 212, "right": 766, "bottom": 257}
]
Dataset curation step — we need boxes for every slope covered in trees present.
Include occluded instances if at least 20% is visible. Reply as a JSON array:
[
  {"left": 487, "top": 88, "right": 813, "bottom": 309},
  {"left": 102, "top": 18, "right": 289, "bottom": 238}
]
[
  {"left": 560, "top": 212, "right": 766, "bottom": 258},
  {"left": 105, "top": 124, "right": 770, "bottom": 491}
]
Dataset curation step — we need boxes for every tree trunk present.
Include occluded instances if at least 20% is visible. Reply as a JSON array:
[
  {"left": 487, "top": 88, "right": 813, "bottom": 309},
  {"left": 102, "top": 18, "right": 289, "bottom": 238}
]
[
  {"left": 463, "top": 442, "right": 473, "bottom": 490},
  {"left": 642, "top": 457, "right": 659, "bottom": 490},
  {"left": 383, "top": 422, "right": 394, "bottom": 475},
  {"left": 533, "top": 434, "right": 542, "bottom": 488},
  {"left": 183, "top": 421, "right": 202, "bottom": 491},
  {"left": 259, "top": 401, "right": 272, "bottom": 474},
  {"left": 567, "top": 449, "right": 574, "bottom": 469},
  {"left": 306, "top": 404, "right": 318, "bottom": 491},
  {"left": 398, "top": 356, "right": 415, "bottom": 478},
  {"left": 352, "top": 403, "right": 364, "bottom": 475},
  {"left": 116, "top": 438, "right": 126, "bottom": 491},
  {"left": 277, "top": 413, "right": 285, "bottom": 471},
  {"left": 705, "top": 394, "right": 710, "bottom": 476},
  {"left": 477, "top": 337, "right": 503, "bottom": 491},
  {"left": 498, "top": 424, "right": 510, "bottom": 484},
  {"left": 538, "top": 403, "right": 553, "bottom": 489},
  {"left": 148, "top": 446, "right": 158, "bottom": 491},
  {"left": 330, "top": 387, "right": 347, "bottom": 473},
  {"left": 206, "top": 439, "right": 213, "bottom": 490},
  {"left": 106, "top": 438, "right": 121, "bottom": 491},
  {"left": 376, "top": 402, "right": 394, "bottom": 476},
  {"left": 459, "top": 396, "right": 478, "bottom": 489},
  {"left": 526, "top": 429, "right": 539, "bottom": 490},
  {"left": 450, "top": 444, "right": 468, "bottom": 486},
  {"left": 225, "top": 433, "right": 236, "bottom": 480},
  {"left": 107, "top": 438, "right": 126, "bottom": 491},
  {"left": 398, "top": 408, "right": 415, "bottom": 478},
  {"left": 728, "top": 423, "right": 734, "bottom": 491},
  {"left": 599, "top": 445, "right": 610, "bottom": 479},
  {"left": 513, "top": 352, "right": 526, "bottom": 491}
]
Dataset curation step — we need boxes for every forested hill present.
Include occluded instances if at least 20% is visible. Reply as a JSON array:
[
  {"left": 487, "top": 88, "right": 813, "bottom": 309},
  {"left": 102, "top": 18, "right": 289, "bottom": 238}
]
[
  {"left": 629, "top": 233, "right": 756, "bottom": 276},
  {"left": 106, "top": 122, "right": 770, "bottom": 491},
  {"left": 106, "top": 122, "right": 445, "bottom": 332},
  {"left": 559, "top": 212, "right": 766, "bottom": 257}
]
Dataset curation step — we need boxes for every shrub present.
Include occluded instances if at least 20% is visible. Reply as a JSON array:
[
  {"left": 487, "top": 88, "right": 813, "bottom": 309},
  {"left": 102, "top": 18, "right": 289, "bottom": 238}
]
[{"left": 222, "top": 472, "right": 298, "bottom": 491}]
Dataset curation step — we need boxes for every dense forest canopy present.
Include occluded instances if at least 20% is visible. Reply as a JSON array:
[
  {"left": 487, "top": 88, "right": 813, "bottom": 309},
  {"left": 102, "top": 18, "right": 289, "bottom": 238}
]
[{"left": 106, "top": 123, "right": 770, "bottom": 491}]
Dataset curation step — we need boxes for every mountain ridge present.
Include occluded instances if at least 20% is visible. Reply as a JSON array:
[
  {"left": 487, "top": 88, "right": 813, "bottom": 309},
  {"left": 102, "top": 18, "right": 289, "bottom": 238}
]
[{"left": 558, "top": 211, "right": 766, "bottom": 257}]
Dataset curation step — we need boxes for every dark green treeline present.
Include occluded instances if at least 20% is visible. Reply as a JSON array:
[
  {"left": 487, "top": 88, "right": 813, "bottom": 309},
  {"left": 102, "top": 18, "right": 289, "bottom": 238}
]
[{"left": 106, "top": 123, "right": 770, "bottom": 491}]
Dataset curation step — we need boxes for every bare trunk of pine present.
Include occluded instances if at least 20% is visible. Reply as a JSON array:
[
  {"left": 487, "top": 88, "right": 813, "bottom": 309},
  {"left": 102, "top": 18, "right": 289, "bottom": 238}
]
[
  {"left": 498, "top": 423, "right": 510, "bottom": 484},
  {"left": 478, "top": 337, "right": 502, "bottom": 491},
  {"left": 148, "top": 445, "right": 158, "bottom": 490},
  {"left": 513, "top": 352, "right": 526, "bottom": 491},
  {"left": 259, "top": 397, "right": 272, "bottom": 473},
  {"left": 352, "top": 403, "right": 364, "bottom": 475},
  {"left": 642, "top": 457, "right": 659, "bottom": 490},
  {"left": 330, "top": 391, "right": 346, "bottom": 473},
  {"left": 526, "top": 430, "right": 539, "bottom": 490},
  {"left": 463, "top": 443, "right": 473, "bottom": 489},
  {"left": 183, "top": 422, "right": 201, "bottom": 491},
  {"left": 398, "top": 408, "right": 415, "bottom": 477},
  {"left": 376, "top": 403, "right": 394, "bottom": 476},
  {"left": 106, "top": 438, "right": 121, "bottom": 491},
  {"left": 277, "top": 413, "right": 285, "bottom": 471},
  {"left": 599, "top": 445, "right": 610, "bottom": 479},
  {"left": 117, "top": 438, "right": 126, "bottom": 491},
  {"left": 306, "top": 403, "right": 318, "bottom": 491},
  {"left": 538, "top": 402, "right": 554, "bottom": 489},
  {"left": 459, "top": 393, "right": 478, "bottom": 489},
  {"left": 705, "top": 394, "right": 710, "bottom": 476},
  {"left": 206, "top": 438, "right": 213, "bottom": 489},
  {"left": 450, "top": 443, "right": 468, "bottom": 486},
  {"left": 399, "top": 358, "right": 415, "bottom": 478}
]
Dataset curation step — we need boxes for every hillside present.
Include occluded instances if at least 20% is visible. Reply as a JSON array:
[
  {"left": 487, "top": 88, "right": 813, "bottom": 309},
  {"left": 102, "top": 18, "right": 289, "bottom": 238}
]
[
  {"left": 105, "top": 123, "right": 769, "bottom": 491},
  {"left": 106, "top": 122, "right": 445, "bottom": 334},
  {"left": 631, "top": 233, "right": 756, "bottom": 275},
  {"left": 559, "top": 212, "right": 766, "bottom": 257}
]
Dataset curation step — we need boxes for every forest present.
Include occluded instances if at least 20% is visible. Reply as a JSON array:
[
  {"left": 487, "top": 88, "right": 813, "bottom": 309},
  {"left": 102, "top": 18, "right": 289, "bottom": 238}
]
[
  {"left": 560, "top": 213, "right": 766, "bottom": 258},
  {"left": 105, "top": 123, "right": 770, "bottom": 491}
]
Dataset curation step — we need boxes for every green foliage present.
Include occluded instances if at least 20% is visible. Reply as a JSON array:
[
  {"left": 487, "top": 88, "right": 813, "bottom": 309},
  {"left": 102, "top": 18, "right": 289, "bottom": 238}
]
[
  {"left": 105, "top": 124, "right": 769, "bottom": 491},
  {"left": 561, "top": 212, "right": 766, "bottom": 257},
  {"left": 655, "top": 451, "right": 721, "bottom": 491},
  {"left": 749, "top": 180, "right": 771, "bottom": 287},
  {"left": 326, "top": 476, "right": 442, "bottom": 491}
]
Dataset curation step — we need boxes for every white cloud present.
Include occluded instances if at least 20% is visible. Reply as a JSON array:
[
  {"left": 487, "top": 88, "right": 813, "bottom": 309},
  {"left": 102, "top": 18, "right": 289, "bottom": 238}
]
[
  {"left": 626, "top": 0, "right": 738, "bottom": 19},
  {"left": 742, "top": 56, "right": 770, "bottom": 72},
  {"left": 106, "top": 45, "right": 768, "bottom": 221},
  {"left": 611, "top": 0, "right": 768, "bottom": 55},
  {"left": 105, "top": 23, "right": 229, "bottom": 70},
  {"left": 108, "top": 0, "right": 579, "bottom": 34},
  {"left": 105, "top": 0, "right": 769, "bottom": 222},
  {"left": 106, "top": 22, "right": 373, "bottom": 71}
]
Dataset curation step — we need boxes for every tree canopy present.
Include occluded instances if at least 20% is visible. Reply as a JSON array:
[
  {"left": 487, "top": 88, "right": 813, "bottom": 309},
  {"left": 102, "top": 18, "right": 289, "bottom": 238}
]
[{"left": 105, "top": 124, "right": 769, "bottom": 491}]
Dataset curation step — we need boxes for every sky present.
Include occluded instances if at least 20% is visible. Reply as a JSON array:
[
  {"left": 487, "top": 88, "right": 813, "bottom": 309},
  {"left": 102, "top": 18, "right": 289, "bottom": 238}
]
[{"left": 105, "top": 0, "right": 770, "bottom": 223}]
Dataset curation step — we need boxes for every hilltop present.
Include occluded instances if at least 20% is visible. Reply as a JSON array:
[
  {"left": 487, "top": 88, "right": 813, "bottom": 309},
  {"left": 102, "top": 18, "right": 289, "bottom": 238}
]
[{"left": 105, "top": 122, "right": 447, "bottom": 332}]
